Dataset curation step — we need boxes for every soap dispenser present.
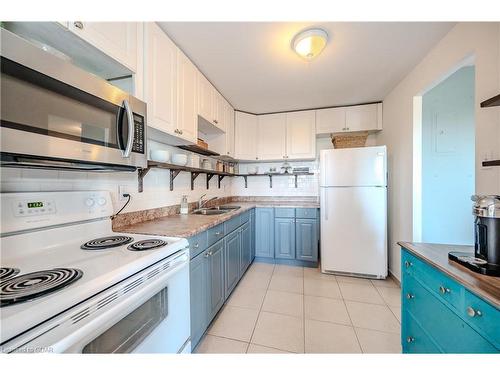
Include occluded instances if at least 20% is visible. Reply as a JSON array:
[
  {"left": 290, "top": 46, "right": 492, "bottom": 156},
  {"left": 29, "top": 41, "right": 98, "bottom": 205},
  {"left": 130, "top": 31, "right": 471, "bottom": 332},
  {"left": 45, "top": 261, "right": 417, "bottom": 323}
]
[{"left": 180, "top": 195, "right": 189, "bottom": 215}]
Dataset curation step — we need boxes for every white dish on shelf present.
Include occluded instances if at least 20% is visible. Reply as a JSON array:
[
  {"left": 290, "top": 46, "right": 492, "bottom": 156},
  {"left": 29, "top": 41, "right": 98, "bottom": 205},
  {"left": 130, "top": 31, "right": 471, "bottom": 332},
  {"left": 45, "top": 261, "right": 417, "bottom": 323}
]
[
  {"left": 150, "top": 149, "right": 170, "bottom": 163},
  {"left": 172, "top": 154, "right": 188, "bottom": 166},
  {"left": 247, "top": 166, "right": 259, "bottom": 174}
]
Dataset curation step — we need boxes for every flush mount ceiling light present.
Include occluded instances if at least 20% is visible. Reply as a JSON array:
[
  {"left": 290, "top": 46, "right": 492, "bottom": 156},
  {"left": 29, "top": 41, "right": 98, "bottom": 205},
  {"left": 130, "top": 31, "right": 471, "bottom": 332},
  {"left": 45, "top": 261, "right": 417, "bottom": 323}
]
[{"left": 292, "top": 28, "right": 328, "bottom": 61}]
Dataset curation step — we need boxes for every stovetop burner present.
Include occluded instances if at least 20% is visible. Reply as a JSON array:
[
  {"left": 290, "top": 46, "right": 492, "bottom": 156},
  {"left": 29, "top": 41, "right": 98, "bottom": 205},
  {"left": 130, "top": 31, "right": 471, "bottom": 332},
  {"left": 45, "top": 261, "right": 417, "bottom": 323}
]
[
  {"left": 448, "top": 251, "right": 500, "bottom": 276},
  {"left": 128, "top": 239, "right": 168, "bottom": 251},
  {"left": 81, "top": 235, "right": 133, "bottom": 250},
  {"left": 0, "top": 268, "right": 83, "bottom": 307},
  {"left": 0, "top": 267, "right": 20, "bottom": 281}
]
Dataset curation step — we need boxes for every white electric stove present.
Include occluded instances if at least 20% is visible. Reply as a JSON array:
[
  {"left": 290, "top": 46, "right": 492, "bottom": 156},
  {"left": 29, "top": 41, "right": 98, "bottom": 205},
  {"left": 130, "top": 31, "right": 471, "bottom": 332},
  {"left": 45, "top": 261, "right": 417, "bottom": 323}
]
[{"left": 0, "top": 191, "right": 191, "bottom": 353}]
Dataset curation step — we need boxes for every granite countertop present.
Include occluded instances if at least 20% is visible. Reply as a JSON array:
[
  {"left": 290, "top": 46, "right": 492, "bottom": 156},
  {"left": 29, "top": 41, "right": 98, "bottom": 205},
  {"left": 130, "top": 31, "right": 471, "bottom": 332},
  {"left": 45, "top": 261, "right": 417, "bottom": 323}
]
[
  {"left": 116, "top": 201, "right": 319, "bottom": 238},
  {"left": 398, "top": 242, "right": 500, "bottom": 308}
]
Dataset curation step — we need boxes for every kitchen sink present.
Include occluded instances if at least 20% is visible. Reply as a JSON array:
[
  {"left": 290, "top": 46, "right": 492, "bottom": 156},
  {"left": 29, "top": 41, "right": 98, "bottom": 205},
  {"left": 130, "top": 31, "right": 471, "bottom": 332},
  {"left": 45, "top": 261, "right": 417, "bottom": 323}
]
[{"left": 192, "top": 206, "right": 241, "bottom": 215}]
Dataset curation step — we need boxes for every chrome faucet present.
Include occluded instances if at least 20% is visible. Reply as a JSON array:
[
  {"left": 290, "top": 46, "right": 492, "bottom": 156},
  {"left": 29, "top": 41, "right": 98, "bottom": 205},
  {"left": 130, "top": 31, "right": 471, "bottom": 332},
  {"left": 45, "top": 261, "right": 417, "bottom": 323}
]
[{"left": 198, "top": 194, "right": 218, "bottom": 209}]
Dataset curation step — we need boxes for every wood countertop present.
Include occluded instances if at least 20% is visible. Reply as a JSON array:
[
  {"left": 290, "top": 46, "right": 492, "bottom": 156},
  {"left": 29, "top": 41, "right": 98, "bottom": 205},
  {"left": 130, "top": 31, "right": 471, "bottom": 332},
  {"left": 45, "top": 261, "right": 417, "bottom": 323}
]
[{"left": 398, "top": 242, "right": 500, "bottom": 308}]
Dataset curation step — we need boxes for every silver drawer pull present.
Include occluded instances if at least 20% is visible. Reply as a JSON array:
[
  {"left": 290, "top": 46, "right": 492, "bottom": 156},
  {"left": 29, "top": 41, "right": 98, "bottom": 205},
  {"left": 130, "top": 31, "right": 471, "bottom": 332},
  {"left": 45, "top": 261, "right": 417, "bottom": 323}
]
[
  {"left": 406, "top": 336, "right": 415, "bottom": 343},
  {"left": 466, "top": 306, "right": 482, "bottom": 318},
  {"left": 74, "top": 21, "right": 84, "bottom": 29},
  {"left": 204, "top": 251, "right": 211, "bottom": 258},
  {"left": 439, "top": 286, "right": 450, "bottom": 294},
  {"left": 194, "top": 243, "right": 199, "bottom": 248},
  {"left": 215, "top": 232, "right": 221, "bottom": 235},
  {"left": 405, "top": 260, "right": 412, "bottom": 268},
  {"left": 406, "top": 293, "right": 414, "bottom": 300}
]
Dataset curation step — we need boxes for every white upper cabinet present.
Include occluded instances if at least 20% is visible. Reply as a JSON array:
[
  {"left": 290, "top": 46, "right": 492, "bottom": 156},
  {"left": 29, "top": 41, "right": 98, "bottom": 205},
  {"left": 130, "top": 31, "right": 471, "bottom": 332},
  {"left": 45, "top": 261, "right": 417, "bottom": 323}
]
[
  {"left": 316, "top": 103, "right": 382, "bottom": 135},
  {"left": 234, "top": 112, "right": 258, "bottom": 160},
  {"left": 316, "top": 107, "right": 345, "bottom": 135},
  {"left": 286, "top": 110, "right": 316, "bottom": 160},
  {"left": 257, "top": 113, "right": 287, "bottom": 161},
  {"left": 144, "top": 23, "right": 177, "bottom": 135},
  {"left": 197, "top": 73, "right": 214, "bottom": 124},
  {"left": 213, "top": 92, "right": 226, "bottom": 131},
  {"left": 345, "top": 103, "right": 382, "bottom": 132},
  {"left": 69, "top": 22, "right": 139, "bottom": 72},
  {"left": 176, "top": 50, "right": 198, "bottom": 143},
  {"left": 225, "top": 102, "right": 235, "bottom": 157}
]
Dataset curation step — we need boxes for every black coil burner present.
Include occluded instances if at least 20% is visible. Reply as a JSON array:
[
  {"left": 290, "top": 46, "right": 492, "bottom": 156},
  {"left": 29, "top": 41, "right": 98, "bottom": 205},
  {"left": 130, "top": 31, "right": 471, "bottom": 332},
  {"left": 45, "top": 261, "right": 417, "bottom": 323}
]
[
  {"left": 0, "top": 267, "right": 20, "bottom": 281},
  {"left": 128, "top": 239, "right": 168, "bottom": 251},
  {"left": 0, "top": 268, "right": 83, "bottom": 307},
  {"left": 81, "top": 236, "right": 133, "bottom": 250}
]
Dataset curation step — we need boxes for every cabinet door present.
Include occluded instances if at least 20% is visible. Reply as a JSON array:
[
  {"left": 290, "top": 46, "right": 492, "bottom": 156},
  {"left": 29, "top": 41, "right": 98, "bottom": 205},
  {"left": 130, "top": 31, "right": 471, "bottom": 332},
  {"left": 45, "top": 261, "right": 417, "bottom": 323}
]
[
  {"left": 144, "top": 23, "right": 177, "bottom": 135},
  {"left": 255, "top": 208, "right": 275, "bottom": 258},
  {"left": 240, "top": 221, "right": 252, "bottom": 275},
  {"left": 213, "top": 91, "right": 226, "bottom": 131},
  {"left": 250, "top": 209, "right": 256, "bottom": 261},
  {"left": 316, "top": 107, "right": 345, "bottom": 134},
  {"left": 286, "top": 110, "right": 316, "bottom": 160},
  {"left": 197, "top": 73, "right": 214, "bottom": 124},
  {"left": 234, "top": 111, "right": 258, "bottom": 160},
  {"left": 69, "top": 22, "right": 138, "bottom": 72},
  {"left": 190, "top": 251, "right": 208, "bottom": 348},
  {"left": 176, "top": 50, "right": 198, "bottom": 142},
  {"left": 275, "top": 218, "right": 296, "bottom": 259},
  {"left": 296, "top": 219, "right": 318, "bottom": 262},
  {"left": 224, "top": 231, "right": 240, "bottom": 300},
  {"left": 345, "top": 103, "right": 379, "bottom": 132},
  {"left": 225, "top": 103, "right": 235, "bottom": 157},
  {"left": 257, "top": 113, "right": 287, "bottom": 161},
  {"left": 207, "top": 240, "right": 225, "bottom": 321}
]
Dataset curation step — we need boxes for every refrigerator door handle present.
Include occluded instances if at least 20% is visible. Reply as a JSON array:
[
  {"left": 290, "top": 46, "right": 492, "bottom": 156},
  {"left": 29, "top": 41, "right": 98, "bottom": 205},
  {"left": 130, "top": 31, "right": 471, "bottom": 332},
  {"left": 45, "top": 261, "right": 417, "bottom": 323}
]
[{"left": 324, "top": 191, "right": 328, "bottom": 221}]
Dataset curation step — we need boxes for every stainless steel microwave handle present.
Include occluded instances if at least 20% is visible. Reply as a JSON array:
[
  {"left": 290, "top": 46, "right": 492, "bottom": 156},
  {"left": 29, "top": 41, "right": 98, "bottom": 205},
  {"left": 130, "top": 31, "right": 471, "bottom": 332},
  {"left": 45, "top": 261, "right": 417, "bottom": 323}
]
[{"left": 122, "top": 100, "right": 134, "bottom": 158}]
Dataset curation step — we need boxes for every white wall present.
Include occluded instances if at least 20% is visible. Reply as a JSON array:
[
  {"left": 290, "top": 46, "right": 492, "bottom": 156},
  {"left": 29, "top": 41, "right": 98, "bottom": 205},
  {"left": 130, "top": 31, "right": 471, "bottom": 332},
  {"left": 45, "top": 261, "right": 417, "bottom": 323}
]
[{"left": 377, "top": 23, "right": 500, "bottom": 280}]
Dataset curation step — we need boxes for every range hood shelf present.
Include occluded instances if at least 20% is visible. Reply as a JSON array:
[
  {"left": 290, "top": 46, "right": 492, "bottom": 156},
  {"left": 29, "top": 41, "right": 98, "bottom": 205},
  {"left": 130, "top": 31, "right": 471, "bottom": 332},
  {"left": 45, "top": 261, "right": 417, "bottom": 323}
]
[
  {"left": 480, "top": 93, "right": 500, "bottom": 108},
  {"left": 482, "top": 160, "right": 500, "bottom": 167},
  {"left": 177, "top": 144, "right": 220, "bottom": 157},
  {"left": 137, "top": 161, "right": 314, "bottom": 192}
]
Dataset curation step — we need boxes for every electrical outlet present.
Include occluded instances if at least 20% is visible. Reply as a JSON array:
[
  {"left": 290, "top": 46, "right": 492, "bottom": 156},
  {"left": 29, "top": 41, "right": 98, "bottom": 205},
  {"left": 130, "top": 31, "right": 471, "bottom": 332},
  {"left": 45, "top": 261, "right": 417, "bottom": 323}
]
[{"left": 118, "top": 186, "right": 129, "bottom": 201}]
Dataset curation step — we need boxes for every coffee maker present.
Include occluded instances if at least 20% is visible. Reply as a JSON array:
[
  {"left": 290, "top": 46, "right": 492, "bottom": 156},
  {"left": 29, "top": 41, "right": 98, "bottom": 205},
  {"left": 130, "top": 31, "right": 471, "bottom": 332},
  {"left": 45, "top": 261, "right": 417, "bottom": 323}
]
[{"left": 448, "top": 195, "right": 500, "bottom": 276}]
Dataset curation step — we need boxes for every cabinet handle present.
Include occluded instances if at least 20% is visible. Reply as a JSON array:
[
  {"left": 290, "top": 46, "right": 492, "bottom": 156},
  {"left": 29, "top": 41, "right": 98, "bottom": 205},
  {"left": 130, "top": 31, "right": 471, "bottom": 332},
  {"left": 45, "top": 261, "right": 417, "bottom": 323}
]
[
  {"left": 180, "top": 130, "right": 183, "bottom": 134},
  {"left": 439, "top": 286, "right": 450, "bottom": 294},
  {"left": 193, "top": 243, "right": 199, "bottom": 248},
  {"left": 406, "top": 293, "right": 414, "bottom": 299},
  {"left": 466, "top": 306, "right": 482, "bottom": 318},
  {"left": 213, "top": 119, "right": 218, "bottom": 124},
  {"left": 74, "top": 21, "right": 84, "bottom": 29},
  {"left": 256, "top": 157, "right": 259, "bottom": 160},
  {"left": 404, "top": 260, "right": 412, "bottom": 268},
  {"left": 346, "top": 127, "right": 350, "bottom": 130},
  {"left": 406, "top": 336, "right": 415, "bottom": 343},
  {"left": 215, "top": 232, "right": 221, "bottom": 235},
  {"left": 204, "top": 252, "right": 210, "bottom": 258}
]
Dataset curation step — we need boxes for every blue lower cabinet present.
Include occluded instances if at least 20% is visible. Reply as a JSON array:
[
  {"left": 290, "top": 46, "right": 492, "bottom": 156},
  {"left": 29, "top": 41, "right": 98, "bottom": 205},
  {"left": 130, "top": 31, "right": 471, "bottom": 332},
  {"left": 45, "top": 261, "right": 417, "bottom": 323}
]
[
  {"left": 401, "top": 247, "right": 500, "bottom": 353},
  {"left": 207, "top": 240, "right": 225, "bottom": 321},
  {"left": 275, "top": 218, "right": 295, "bottom": 259},
  {"left": 224, "top": 230, "right": 240, "bottom": 300},
  {"left": 250, "top": 209, "right": 256, "bottom": 261},
  {"left": 240, "top": 221, "right": 252, "bottom": 274},
  {"left": 189, "top": 250, "right": 208, "bottom": 348},
  {"left": 295, "top": 218, "right": 318, "bottom": 262},
  {"left": 255, "top": 208, "right": 274, "bottom": 258}
]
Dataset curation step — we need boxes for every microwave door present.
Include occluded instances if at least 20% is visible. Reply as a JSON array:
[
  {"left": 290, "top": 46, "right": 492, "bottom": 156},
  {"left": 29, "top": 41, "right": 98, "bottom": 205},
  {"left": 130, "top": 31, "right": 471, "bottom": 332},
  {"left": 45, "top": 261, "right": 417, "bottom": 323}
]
[{"left": 116, "top": 99, "right": 134, "bottom": 158}]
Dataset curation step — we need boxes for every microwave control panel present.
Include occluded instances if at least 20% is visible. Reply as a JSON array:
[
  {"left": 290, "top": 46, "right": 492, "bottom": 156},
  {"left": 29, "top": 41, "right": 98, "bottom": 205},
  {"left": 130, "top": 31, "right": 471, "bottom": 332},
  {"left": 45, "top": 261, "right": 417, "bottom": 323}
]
[{"left": 132, "top": 114, "right": 145, "bottom": 154}]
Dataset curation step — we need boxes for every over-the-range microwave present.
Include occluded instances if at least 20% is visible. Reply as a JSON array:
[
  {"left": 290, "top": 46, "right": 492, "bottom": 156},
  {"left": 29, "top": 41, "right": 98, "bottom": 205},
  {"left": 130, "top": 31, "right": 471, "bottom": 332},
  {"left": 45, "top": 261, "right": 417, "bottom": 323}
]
[{"left": 0, "top": 29, "right": 147, "bottom": 172}]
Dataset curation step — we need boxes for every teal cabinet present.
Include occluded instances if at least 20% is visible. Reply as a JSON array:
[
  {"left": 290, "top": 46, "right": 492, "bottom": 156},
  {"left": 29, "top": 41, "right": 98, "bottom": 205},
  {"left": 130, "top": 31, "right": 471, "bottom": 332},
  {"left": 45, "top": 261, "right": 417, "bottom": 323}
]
[
  {"left": 401, "top": 247, "right": 500, "bottom": 353},
  {"left": 275, "top": 218, "right": 296, "bottom": 259},
  {"left": 189, "top": 249, "right": 208, "bottom": 347},
  {"left": 240, "top": 221, "right": 252, "bottom": 274},
  {"left": 255, "top": 208, "right": 274, "bottom": 258},
  {"left": 296, "top": 218, "right": 318, "bottom": 262},
  {"left": 224, "top": 230, "right": 240, "bottom": 299},
  {"left": 207, "top": 240, "right": 225, "bottom": 321}
]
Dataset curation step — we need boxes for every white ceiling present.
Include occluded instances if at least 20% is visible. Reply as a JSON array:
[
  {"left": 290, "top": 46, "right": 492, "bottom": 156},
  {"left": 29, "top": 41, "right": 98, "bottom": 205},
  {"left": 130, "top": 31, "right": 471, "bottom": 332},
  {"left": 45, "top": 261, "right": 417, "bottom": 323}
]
[{"left": 159, "top": 22, "right": 454, "bottom": 113}]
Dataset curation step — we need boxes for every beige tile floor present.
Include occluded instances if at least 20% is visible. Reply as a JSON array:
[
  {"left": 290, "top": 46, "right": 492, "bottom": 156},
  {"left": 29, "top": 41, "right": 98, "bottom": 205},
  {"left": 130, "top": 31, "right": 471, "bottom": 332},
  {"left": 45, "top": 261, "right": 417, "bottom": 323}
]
[{"left": 195, "top": 262, "right": 402, "bottom": 354}]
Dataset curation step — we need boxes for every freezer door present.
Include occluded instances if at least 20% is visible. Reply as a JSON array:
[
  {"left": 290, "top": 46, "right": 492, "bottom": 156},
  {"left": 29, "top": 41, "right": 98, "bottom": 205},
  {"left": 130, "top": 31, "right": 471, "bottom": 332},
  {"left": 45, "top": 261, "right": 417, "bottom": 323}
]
[
  {"left": 320, "top": 186, "right": 387, "bottom": 278},
  {"left": 320, "top": 146, "right": 387, "bottom": 187}
]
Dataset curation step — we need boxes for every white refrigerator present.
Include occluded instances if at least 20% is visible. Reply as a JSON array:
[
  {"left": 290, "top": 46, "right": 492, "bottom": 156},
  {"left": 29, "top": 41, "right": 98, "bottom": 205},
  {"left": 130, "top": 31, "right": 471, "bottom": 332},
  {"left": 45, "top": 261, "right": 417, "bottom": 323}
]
[{"left": 319, "top": 146, "right": 388, "bottom": 279}]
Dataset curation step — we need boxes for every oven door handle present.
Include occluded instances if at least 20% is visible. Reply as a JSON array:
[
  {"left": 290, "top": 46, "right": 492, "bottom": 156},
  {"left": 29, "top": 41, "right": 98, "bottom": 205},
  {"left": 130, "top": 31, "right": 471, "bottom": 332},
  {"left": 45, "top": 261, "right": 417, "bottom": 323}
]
[{"left": 122, "top": 99, "right": 134, "bottom": 158}]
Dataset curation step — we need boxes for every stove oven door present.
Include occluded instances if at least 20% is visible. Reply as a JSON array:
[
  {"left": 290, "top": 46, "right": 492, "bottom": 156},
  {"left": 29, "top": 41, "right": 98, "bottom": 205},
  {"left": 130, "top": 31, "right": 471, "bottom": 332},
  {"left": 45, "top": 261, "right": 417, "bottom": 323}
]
[{"left": 9, "top": 249, "right": 190, "bottom": 354}]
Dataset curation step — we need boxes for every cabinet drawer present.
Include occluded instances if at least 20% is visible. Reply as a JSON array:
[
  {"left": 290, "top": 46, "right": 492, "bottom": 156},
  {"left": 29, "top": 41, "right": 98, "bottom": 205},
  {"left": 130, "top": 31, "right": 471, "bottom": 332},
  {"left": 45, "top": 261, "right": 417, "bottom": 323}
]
[
  {"left": 207, "top": 224, "right": 225, "bottom": 247},
  {"left": 224, "top": 215, "right": 241, "bottom": 234},
  {"left": 188, "top": 231, "right": 208, "bottom": 259},
  {"left": 295, "top": 208, "right": 317, "bottom": 219},
  {"left": 402, "top": 250, "right": 463, "bottom": 311},
  {"left": 403, "top": 311, "right": 442, "bottom": 353},
  {"left": 240, "top": 210, "right": 250, "bottom": 224},
  {"left": 462, "top": 290, "right": 500, "bottom": 349},
  {"left": 403, "top": 274, "right": 497, "bottom": 353},
  {"left": 274, "top": 208, "right": 295, "bottom": 218}
]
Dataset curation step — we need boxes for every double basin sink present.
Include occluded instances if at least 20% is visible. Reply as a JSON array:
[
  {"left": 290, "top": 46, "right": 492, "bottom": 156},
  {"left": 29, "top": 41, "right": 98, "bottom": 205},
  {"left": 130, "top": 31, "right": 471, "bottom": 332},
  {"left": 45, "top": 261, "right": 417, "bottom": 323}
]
[{"left": 192, "top": 206, "right": 241, "bottom": 215}]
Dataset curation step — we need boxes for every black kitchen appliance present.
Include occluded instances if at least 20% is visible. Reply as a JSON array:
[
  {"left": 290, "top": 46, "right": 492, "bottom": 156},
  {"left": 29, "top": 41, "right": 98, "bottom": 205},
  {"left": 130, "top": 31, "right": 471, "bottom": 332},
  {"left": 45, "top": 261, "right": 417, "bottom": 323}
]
[{"left": 449, "top": 195, "right": 500, "bottom": 276}]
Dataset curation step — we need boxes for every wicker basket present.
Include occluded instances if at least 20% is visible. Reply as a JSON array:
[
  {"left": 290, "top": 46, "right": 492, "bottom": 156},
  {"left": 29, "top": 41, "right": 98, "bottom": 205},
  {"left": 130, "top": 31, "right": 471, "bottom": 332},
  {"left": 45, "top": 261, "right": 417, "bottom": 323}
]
[{"left": 331, "top": 132, "right": 369, "bottom": 149}]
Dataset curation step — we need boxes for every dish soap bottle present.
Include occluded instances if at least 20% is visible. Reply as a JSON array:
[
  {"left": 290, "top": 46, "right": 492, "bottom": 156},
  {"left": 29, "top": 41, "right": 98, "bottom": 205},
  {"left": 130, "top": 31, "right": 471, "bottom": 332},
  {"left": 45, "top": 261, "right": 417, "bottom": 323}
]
[{"left": 180, "top": 195, "right": 189, "bottom": 215}]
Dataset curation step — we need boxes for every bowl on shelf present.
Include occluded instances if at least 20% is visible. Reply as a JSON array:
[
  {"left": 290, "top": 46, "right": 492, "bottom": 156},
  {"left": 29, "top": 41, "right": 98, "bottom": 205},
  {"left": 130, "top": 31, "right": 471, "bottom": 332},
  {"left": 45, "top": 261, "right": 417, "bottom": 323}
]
[
  {"left": 247, "top": 166, "right": 259, "bottom": 174},
  {"left": 171, "top": 153, "right": 188, "bottom": 166},
  {"left": 149, "top": 149, "right": 170, "bottom": 163}
]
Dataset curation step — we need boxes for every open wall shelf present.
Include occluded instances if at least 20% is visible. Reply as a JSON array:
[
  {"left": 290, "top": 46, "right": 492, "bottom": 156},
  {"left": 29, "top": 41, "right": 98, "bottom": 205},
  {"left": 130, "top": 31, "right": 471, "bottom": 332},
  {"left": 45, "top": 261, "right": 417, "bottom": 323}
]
[
  {"left": 137, "top": 161, "right": 314, "bottom": 192},
  {"left": 480, "top": 93, "right": 500, "bottom": 108},
  {"left": 482, "top": 160, "right": 500, "bottom": 167}
]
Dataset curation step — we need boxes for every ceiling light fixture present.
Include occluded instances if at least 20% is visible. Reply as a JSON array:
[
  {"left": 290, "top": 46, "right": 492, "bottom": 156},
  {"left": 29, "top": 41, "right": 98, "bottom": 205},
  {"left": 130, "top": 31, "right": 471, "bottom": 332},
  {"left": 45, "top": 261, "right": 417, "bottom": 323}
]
[{"left": 292, "top": 28, "right": 328, "bottom": 61}]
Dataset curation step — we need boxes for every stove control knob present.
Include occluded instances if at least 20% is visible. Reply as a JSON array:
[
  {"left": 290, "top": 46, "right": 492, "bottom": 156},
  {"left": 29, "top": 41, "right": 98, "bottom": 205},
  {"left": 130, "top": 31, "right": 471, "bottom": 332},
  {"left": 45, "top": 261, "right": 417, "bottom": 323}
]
[
  {"left": 85, "top": 198, "right": 95, "bottom": 207},
  {"left": 97, "top": 197, "right": 107, "bottom": 206}
]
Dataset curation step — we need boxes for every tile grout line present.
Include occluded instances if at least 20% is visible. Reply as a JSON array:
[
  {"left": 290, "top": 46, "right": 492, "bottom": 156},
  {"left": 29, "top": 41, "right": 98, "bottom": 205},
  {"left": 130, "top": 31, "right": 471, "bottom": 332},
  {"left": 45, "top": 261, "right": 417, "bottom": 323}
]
[
  {"left": 372, "top": 281, "right": 402, "bottom": 324},
  {"left": 337, "top": 276, "right": 364, "bottom": 353}
]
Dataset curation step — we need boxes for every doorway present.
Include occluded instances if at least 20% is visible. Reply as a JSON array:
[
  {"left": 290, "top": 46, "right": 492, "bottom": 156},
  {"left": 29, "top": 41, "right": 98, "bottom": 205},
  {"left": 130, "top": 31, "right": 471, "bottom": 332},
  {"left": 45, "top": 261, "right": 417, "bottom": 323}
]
[{"left": 414, "top": 65, "right": 475, "bottom": 245}]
